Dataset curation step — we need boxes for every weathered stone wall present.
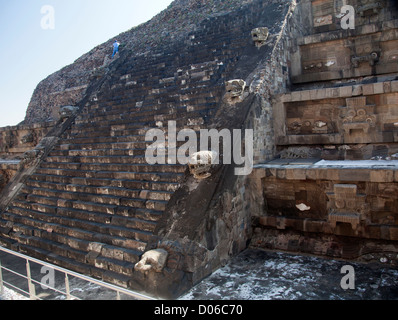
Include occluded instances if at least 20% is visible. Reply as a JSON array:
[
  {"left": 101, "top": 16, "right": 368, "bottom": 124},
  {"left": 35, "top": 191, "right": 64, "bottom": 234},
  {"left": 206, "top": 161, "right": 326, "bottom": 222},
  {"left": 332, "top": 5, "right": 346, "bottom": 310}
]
[
  {"left": 292, "top": 0, "right": 398, "bottom": 85},
  {"left": 251, "top": 0, "right": 313, "bottom": 164},
  {"left": 0, "top": 162, "right": 20, "bottom": 194},
  {"left": 249, "top": 0, "right": 398, "bottom": 267},
  {"left": 0, "top": 122, "right": 56, "bottom": 159},
  {"left": 274, "top": 83, "right": 398, "bottom": 160},
  {"left": 0, "top": 122, "right": 56, "bottom": 192}
]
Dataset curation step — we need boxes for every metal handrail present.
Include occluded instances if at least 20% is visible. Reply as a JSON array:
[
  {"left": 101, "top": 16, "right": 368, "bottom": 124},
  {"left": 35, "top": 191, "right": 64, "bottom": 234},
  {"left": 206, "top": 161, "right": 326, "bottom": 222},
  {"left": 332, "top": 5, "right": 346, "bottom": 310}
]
[{"left": 0, "top": 246, "right": 156, "bottom": 300}]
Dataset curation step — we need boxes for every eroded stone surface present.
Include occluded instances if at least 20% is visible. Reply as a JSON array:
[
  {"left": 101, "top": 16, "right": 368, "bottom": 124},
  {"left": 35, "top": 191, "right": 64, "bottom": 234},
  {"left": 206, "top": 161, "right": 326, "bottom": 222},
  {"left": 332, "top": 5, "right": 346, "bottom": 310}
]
[{"left": 180, "top": 249, "right": 398, "bottom": 300}]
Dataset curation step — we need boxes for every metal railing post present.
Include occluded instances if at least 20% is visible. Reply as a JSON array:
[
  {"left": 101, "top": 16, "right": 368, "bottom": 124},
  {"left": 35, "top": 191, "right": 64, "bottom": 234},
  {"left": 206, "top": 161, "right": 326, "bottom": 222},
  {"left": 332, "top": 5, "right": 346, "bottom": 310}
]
[
  {"left": 0, "top": 260, "right": 4, "bottom": 295},
  {"left": 65, "top": 274, "right": 71, "bottom": 300},
  {"left": 26, "top": 260, "right": 36, "bottom": 300}
]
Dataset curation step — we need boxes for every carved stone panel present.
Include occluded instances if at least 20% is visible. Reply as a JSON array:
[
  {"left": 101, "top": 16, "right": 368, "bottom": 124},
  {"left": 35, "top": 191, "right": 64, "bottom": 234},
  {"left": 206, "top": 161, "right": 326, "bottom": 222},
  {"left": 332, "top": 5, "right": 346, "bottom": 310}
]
[
  {"left": 223, "top": 79, "right": 247, "bottom": 105},
  {"left": 251, "top": 27, "right": 269, "bottom": 48},
  {"left": 340, "top": 97, "right": 377, "bottom": 143},
  {"left": 326, "top": 184, "right": 370, "bottom": 231}
]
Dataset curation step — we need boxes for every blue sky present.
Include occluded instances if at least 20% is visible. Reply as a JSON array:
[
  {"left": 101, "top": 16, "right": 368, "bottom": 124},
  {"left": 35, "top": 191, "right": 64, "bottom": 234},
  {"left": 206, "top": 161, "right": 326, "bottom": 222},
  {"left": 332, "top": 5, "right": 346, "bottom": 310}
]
[{"left": 0, "top": 0, "right": 174, "bottom": 127}]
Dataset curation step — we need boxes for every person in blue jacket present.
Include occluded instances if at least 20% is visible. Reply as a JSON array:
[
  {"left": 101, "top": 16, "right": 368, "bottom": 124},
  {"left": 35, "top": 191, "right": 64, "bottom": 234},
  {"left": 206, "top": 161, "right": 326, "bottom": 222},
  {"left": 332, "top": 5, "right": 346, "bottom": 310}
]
[{"left": 112, "top": 40, "right": 120, "bottom": 58}]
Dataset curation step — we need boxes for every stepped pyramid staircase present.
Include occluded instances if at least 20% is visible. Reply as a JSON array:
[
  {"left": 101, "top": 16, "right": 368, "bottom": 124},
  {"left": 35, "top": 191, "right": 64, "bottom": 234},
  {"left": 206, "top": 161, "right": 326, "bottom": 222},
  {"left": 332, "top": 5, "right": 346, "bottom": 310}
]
[
  {"left": 0, "top": 0, "right": 286, "bottom": 290},
  {"left": 0, "top": 59, "right": 224, "bottom": 288}
]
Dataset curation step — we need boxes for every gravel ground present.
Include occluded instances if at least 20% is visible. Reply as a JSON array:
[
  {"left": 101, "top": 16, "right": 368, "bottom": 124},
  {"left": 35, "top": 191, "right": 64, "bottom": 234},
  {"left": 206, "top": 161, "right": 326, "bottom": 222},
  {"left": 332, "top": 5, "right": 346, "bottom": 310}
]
[{"left": 179, "top": 249, "right": 398, "bottom": 300}]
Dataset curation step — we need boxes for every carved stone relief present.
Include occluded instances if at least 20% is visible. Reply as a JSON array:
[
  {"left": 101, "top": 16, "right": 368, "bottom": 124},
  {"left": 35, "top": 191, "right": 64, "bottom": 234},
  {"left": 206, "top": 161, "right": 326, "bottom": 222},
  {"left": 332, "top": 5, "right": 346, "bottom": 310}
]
[
  {"left": 251, "top": 27, "right": 269, "bottom": 48},
  {"left": 327, "top": 184, "right": 370, "bottom": 232},
  {"left": 188, "top": 150, "right": 218, "bottom": 180},
  {"left": 341, "top": 97, "right": 376, "bottom": 136}
]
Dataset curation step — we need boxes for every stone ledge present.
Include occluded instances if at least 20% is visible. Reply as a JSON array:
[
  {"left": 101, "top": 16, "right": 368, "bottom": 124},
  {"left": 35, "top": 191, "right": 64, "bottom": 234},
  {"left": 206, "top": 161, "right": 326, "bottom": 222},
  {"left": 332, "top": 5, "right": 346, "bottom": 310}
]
[
  {"left": 297, "top": 19, "right": 398, "bottom": 46},
  {"left": 253, "top": 160, "right": 398, "bottom": 182},
  {"left": 258, "top": 216, "right": 398, "bottom": 241},
  {"left": 281, "top": 81, "right": 398, "bottom": 103}
]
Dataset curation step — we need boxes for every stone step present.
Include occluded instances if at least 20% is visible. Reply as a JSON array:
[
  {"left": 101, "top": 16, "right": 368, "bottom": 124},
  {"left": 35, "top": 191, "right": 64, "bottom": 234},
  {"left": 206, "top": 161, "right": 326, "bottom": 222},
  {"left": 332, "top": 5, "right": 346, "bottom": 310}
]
[
  {"left": 73, "top": 109, "right": 210, "bottom": 129},
  {"left": 29, "top": 173, "right": 180, "bottom": 192},
  {"left": 3, "top": 210, "right": 149, "bottom": 252},
  {"left": 14, "top": 190, "right": 168, "bottom": 217},
  {"left": 45, "top": 150, "right": 196, "bottom": 166},
  {"left": 25, "top": 179, "right": 133, "bottom": 197},
  {"left": 15, "top": 190, "right": 167, "bottom": 220},
  {"left": 24, "top": 180, "right": 173, "bottom": 201},
  {"left": 8, "top": 202, "right": 156, "bottom": 242},
  {"left": 72, "top": 116, "right": 207, "bottom": 136},
  {"left": 18, "top": 243, "right": 94, "bottom": 279},
  {"left": 49, "top": 148, "right": 135, "bottom": 157},
  {"left": 69, "top": 122, "right": 205, "bottom": 140},
  {"left": 59, "top": 134, "right": 145, "bottom": 145},
  {"left": 70, "top": 122, "right": 145, "bottom": 135},
  {"left": 20, "top": 180, "right": 166, "bottom": 223},
  {"left": 54, "top": 142, "right": 195, "bottom": 157},
  {"left": 39, "top": 161, "right": 186, "bottom": 174},
  {"left": 45, "top": 154, "right": 149, "bottom": 165},
  {"left": 11, "top": 240, "right": 135, "bottom": 285},
  {"left": 57, "top": 141, "right": 148, "bottom": 151},
  {"left": 79, "top": 104, "right": 181, "bottom": 121},
  {"left": 80, "top": 98, "right": 218, "bottom": 121},
  {"left": 74, "top": 110, "right": 169, "bottom": 126},
  {"left": 18, "top": 188, "right": 172, "bottom": 218},
  {"left": 23, "top": 187, "right": 123, "bottom": 206}
]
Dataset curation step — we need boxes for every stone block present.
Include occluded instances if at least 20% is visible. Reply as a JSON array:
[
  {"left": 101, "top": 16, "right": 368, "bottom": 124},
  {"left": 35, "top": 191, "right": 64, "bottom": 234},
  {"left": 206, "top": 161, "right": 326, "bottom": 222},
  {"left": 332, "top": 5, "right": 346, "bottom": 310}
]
[
  {"left": 316, "top": 89, "right": 326, "bottom": 100},
  {"left": 326, "top": 88, "right": 339, "bottom": 98},
  {"left": 259, "top": 216, "right": 276, "bottom": 227},
  {"left": 139, "top": 190, "right": 150, "bottom": 199},
  {"left": 334, "top": 184, "right": 357, "bottom": 194},
  {"left": 291, "top": 91, "right": 301, "bottom": 102},
  {"left": 285, "top": 168, "right": 306, "bottom": 180},
  {"left": 383, "top": 82, "right": 391, "bottom": 93},
  {"left": 300, "top": 90, "right": 311, "bottom": 101},
  {"left": 303, "top": 219, "right": 324, "bottom": 233},
  {"left": 309, "top": 89, "right": 318, "bottom": 100},
  {"left": 370, "top": 170, "right": 394, "bottom": 182},
  {"left": 387, "top": 94, "right": 398, "bottom": 105},
  {"left": 305, "top": 169, "right": 317, "bottom": 180},
  {"left": 389, "top": 227, "right": 398, "bottom": 241},
  {"left": 276, "top": 169, "right": 286, "bottom": 179},
  {"left": 314, "top": 15, "right": 333, "bottom": 27},
  {"left": 352, "top": 85, "right": 363, "bottom": 96},
  {"left": 362, "top": 84, "right": 374, "bottom": 95},
  {"left": 281, "top": 94, "right": 292, "bottom": 103},
  {"left": 276, "top": 217, "right": 286, "bottom": 230},
  {"left": 339, "top": 169, "right": 370, "bottom": 182},
  {"left": 339, "top": 86, "right": 352, "bottom": 98},
  {"left": 391, "top": 81, "right": 398, "bottom": 92},
  {"left": 326, "top": 169, "right": 340, "bottom": 181},
  {"left": 373, "top": 83, "right": 384, "bottom": 94}
]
